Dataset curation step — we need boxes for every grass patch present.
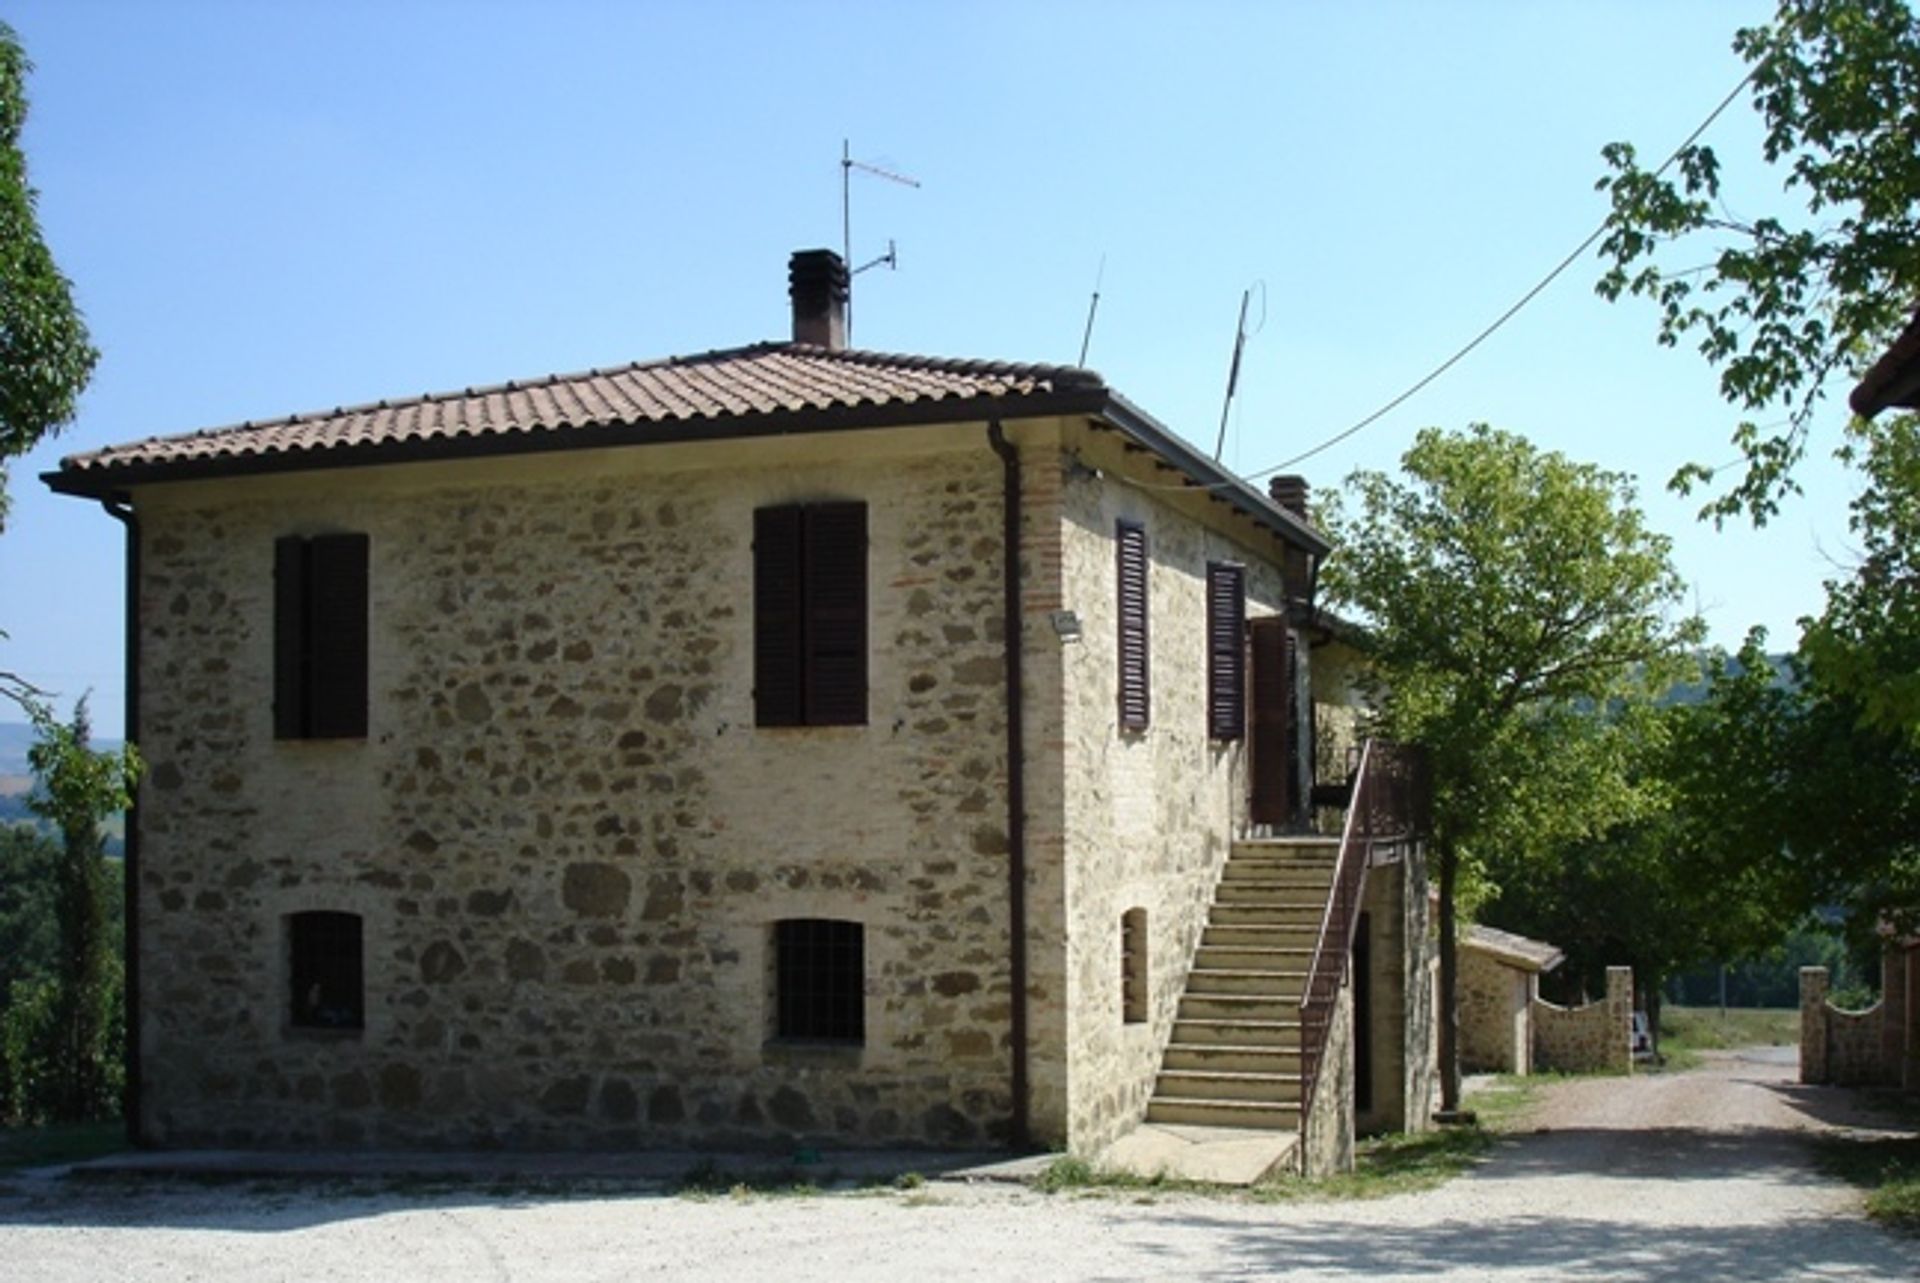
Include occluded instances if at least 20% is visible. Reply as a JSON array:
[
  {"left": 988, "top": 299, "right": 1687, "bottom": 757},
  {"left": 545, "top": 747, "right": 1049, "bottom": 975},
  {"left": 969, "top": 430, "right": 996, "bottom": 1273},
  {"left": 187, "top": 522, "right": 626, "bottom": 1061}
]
[
  {"left": 1817, "top": 1134, "right": 1920, "bottom": 1233},
  {"left": 1659, "top": 1005, "right": 1798, "bottom": 1056},
  {"left": 673, "top": 1160, "right": 841, "bottom": 1199},
  {"left": 0, "top": 1120, "right": 125, "bottom": 1173}
]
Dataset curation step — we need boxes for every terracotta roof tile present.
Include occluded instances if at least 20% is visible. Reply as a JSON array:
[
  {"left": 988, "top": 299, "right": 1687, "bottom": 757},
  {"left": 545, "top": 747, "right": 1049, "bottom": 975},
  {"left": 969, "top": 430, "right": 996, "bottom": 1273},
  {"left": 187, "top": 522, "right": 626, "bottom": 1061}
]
[{"left": 54, "top": 342, "right": 1103, "bottom": 485}]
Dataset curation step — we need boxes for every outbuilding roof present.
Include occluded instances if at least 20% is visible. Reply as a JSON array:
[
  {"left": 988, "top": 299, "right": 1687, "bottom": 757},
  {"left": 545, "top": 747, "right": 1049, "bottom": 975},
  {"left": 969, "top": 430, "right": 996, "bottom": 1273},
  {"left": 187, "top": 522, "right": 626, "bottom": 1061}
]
[
  {"left": 44, "top": 340, "right": 1328, "bottom": 555},
  {"left": 1462, "top": 924, "right": 1565, "bottom": 974}
]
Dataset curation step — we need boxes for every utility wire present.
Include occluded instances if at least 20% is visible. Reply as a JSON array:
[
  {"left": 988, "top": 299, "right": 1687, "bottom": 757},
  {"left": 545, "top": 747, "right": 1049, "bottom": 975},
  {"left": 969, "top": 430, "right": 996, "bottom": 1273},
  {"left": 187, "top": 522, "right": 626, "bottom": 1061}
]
[{"left": 1137, "top": 61, "right": 1765, "bottom": 494}]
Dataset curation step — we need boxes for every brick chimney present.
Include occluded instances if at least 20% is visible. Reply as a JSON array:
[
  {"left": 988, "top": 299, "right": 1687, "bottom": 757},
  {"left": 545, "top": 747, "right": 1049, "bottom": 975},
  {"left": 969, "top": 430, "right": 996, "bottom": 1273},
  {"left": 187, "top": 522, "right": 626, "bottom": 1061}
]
[
  {"left": 789, "top": 249, "right": 849, "bottom": 350},
  {"left": 1268, "top": 474, "right": 1311, "bottom": 522}
]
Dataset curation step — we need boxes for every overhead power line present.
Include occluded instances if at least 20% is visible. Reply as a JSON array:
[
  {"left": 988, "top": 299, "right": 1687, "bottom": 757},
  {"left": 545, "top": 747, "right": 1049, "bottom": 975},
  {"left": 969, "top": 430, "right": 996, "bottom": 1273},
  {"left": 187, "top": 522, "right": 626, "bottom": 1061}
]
[{"left": 1140, "top": 61, "right": 1765, "bottom": 495}]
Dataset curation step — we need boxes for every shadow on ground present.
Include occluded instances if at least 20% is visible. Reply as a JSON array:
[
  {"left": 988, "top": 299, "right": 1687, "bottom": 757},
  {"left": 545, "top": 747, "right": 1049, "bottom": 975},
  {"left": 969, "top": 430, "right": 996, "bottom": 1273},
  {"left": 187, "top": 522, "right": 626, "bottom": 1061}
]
[{"left": 1111, "top": 1210, "right": 1912, "bottom": 1283}]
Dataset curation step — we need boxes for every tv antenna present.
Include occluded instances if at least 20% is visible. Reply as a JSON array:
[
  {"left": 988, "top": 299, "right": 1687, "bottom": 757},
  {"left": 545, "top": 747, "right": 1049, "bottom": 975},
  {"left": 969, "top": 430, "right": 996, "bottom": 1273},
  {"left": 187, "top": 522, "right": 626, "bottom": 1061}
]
[
  {"left": 1213, "top": 281, "right": 1266, "bottom": 463},
  {"left": 841, "top": 139, "right": 920, "bottom": 342}
]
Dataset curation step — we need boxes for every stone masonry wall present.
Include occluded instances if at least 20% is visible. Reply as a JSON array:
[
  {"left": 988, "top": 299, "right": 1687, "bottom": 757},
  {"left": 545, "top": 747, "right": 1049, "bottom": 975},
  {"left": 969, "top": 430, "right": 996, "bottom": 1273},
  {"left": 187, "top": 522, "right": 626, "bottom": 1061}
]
[
  {"left": 1053, "top": 423, "right": 1296, "bottom": 1156},
  {"left": 131, "top": 426, "right": 1030, "bottom": 1149},
  {"left": 1354, "top": 848, "right": 1432, "bottom": 1134},
  {"left": 1800, "top": 965, "right": 1894, "bottom": 1087},
  {"left": 1532, "top": 966, "right": 1631, "bottom": 1075},
  {"left": 1458, "top": 948, "right": 1531, "bottom": 1075},
  {"left": 1299, "top": 979, "right": 1355, "bottom": 1177}
]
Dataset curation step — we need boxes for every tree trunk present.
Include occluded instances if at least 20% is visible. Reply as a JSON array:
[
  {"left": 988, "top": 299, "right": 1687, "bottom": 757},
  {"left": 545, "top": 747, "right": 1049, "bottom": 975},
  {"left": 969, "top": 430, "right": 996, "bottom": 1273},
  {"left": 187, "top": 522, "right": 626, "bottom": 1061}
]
[{"left": 1437, "top": 839, "right": 1461, "bottom": 1116}]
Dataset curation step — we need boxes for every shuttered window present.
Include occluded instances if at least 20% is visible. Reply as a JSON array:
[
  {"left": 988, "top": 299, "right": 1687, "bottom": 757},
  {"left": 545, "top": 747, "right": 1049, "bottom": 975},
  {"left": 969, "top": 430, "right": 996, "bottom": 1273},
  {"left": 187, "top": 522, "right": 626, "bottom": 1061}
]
[
  {"left": 1116, "top": 519, "right": 1149, "bottom": 730},
  {"left": 1249, "top": 616, "right": 1295, "bottom": 826},
  {"left": 1206, "top": 562, "right": 1246, "bottom": 740},
  {"left": 754, "top": 502, "right": 868, "bottom": 727},
  {"left": 274, "top": 533, "right": 370, "bottom": 740}
]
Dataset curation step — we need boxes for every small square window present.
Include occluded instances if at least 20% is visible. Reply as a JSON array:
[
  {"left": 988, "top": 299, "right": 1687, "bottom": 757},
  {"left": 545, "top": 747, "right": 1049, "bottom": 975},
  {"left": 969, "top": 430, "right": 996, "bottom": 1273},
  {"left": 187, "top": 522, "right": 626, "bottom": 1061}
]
[
  {"left": 289, "top": 910, "right": 364, "bottom": 1031},
  {"left": 774, "top": 918, "right": 864, "bottom": 1043}
]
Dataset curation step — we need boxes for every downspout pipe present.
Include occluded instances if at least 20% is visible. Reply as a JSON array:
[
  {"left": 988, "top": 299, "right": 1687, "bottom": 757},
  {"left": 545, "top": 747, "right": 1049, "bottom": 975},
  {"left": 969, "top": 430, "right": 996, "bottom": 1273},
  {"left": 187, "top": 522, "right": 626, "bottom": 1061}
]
[
  {"left": 986, "top": 421, "right": 1030, "bottom": 1149},
  {"left": 101, "top": 497, "right": 142, "bottom": 1147}
]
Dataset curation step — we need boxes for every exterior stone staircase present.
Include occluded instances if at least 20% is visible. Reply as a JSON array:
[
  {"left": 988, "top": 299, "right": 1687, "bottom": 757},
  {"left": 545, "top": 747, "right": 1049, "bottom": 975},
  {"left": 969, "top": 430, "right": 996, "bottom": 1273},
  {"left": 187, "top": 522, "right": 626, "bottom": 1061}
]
[{"left": 1145, "top": 836, "right": 1340, "bottom": 1132}]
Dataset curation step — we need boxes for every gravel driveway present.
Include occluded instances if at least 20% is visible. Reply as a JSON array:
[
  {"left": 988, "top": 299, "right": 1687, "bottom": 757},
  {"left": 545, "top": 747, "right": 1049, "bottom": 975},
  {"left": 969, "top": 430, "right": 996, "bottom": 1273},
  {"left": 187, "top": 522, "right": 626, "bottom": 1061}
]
[{"left": 3, "top": 1050, "right": 1912, "bottom": 1282}]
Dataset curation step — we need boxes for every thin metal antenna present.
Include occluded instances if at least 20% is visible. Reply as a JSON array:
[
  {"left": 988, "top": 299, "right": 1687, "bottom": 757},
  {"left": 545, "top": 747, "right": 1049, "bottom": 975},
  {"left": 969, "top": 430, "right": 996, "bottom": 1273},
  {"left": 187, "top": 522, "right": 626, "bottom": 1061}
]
[
  {"left": 1214, "top": 289, "right": 1252, "bottom": 462},
  {"left": 1077, "top": 254, "right": 1107, "bottom": 367},
  {"left": 840, "top": 139, "right": 920, "bottom": 342}
]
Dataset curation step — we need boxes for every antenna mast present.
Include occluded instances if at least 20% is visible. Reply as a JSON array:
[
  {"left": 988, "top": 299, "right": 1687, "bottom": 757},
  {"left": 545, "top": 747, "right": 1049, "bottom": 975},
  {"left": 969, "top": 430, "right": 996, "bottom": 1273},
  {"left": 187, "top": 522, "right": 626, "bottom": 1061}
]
[
  {"left": 1212, "top": 282, "right": 1266, "bottom": 463},
  {"left": 1077, "top": 254, "right": 1106, "bottom": 367},
  {"left": 840, "top": 139, "right": 920, "bottom": 342}
]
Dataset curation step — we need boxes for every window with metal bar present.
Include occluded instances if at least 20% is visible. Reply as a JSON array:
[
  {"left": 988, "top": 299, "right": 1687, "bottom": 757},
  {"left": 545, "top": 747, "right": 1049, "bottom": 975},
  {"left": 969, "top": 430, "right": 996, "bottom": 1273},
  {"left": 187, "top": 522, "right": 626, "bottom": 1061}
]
[
  {"left": 288, "top": 910, "right": 364, "bottom": 1031},
  {"left": 773, "top": 918, "right": 865, "bottom": 1043},
  {"left": 1121, "top": 907, "right": 1148, "bottom": 1024}
]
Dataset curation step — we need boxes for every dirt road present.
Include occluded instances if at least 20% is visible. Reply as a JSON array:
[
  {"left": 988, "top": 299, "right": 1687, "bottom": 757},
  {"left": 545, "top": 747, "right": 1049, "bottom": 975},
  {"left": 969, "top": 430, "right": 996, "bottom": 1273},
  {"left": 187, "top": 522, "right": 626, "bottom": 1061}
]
[{"left": 2, "top": 1050, "right": 1912, "bottom": 1282}]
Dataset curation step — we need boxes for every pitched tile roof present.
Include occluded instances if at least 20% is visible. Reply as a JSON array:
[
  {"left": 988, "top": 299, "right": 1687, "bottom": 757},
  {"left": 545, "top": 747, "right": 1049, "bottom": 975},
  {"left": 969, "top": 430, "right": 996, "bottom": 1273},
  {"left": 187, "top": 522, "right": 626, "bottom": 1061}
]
[
  {"left": 51, "top": 342, "right": 1104, "bottom": 485},
  {"left": 44, "top": 337, "right": 1329, "bottom": 555}
]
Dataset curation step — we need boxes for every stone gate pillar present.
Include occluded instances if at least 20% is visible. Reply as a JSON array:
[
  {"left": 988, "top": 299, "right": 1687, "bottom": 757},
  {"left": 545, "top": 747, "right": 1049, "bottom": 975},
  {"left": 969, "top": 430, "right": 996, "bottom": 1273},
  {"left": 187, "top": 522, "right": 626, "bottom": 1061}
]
[{"left": 1799, "top": 966, "right": 1830, "bottom": 1085}]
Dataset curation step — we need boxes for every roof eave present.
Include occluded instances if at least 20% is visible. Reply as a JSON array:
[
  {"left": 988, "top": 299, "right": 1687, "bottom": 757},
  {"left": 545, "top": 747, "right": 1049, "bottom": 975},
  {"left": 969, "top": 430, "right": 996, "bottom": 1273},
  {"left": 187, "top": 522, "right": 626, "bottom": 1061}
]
[
  {"left": 1093, "top": 392, "right": 1333, "bottom": 557},
  {"left": 41, "top": 386, "right": 1113, "bottom": 501}
]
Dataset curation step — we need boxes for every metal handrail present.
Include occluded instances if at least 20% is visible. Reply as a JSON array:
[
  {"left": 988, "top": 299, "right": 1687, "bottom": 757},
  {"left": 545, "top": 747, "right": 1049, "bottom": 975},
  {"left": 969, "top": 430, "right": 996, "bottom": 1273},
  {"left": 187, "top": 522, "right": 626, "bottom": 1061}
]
[{"left": 1296, "top": 738, "right": 1427, "bottom": 1127}]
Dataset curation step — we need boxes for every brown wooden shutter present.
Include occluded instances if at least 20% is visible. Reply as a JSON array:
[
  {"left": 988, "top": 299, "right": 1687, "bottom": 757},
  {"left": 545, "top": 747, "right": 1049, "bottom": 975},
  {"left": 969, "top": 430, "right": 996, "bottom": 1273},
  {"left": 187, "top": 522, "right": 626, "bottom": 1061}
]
[
  {"left": 802, "top": 502, "right": 867, "bottom": 726},
  {"left": 1249, "top": 615, "right": 1293, "bottom": 825},
  {"left": 1206, "top": 562, "right": 1245, "bottom": 740},
  {"left": 1116, "top": 519, "right": 1149, "bottom": 730},
  {"left": 306, "top": 533, "right": 369, "bottom": 739},
  {"left": 754, "top": 505, "right": 805, "bottom": 727},
  {"left": 273, "top": 536, "right": 309, "bottom": 739}
]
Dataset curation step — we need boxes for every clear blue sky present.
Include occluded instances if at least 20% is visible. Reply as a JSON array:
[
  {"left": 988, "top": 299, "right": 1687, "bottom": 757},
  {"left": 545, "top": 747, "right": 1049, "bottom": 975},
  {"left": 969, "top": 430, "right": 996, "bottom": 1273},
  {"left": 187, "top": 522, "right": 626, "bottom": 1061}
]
[{"left": 1, "top": 0, "right": 1854, "bottom": 734}]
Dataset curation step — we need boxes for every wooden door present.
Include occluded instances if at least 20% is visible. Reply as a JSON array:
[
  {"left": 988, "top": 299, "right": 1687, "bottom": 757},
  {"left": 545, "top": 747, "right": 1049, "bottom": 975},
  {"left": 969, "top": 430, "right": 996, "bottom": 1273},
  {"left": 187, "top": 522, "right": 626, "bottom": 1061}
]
[{"left": 1249, "top": 616, "right": 1295, "bottom": 827}]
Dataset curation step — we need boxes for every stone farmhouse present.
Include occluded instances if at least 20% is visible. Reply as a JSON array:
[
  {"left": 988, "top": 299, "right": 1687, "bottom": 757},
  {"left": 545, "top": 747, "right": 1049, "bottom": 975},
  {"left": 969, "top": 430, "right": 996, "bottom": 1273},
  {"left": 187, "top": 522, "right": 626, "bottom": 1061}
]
[{"left": 47, "top": 250, "right": 1431, "bottom": 1174}]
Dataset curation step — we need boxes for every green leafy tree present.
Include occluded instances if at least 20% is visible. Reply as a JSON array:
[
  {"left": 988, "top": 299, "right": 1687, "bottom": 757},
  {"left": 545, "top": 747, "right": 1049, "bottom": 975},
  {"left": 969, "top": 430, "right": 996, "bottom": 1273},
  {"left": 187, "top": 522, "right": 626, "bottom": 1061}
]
[
  {"left": 1322, "top": 425, "right": 1701, "bottom": 1114},
  {"left": 1800, "top": 415, "right": 1920, "bottom": 740},
  {"left": 1595, "top": 0, "right": 1920, "bottom": 524},
  {"left": 1, "top": 21, "right": 96, "bottom": 712},
  {"left": 3, "top": 700, "right": 137, "bottom": 1122},
  {"left": 1480, "top": 672, "right": 1815, "bottom": 1047}
]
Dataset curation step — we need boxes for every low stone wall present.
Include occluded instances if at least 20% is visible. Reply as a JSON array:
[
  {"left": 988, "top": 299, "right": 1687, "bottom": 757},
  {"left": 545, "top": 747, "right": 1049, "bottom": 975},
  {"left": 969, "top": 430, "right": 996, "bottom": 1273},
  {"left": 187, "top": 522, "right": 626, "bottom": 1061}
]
[
  {"left": 1458, "top": 948, "right": 1529, "bottom": 1075},
  {"left": 1299, "top": 979, "right": 1355, "bottom": 1177},
  {"left": 1531, "top": 966, "right": 1631, "bottom": 1074},
  {"left": 1801, "top": 966, "right": 1896, "bottom": 1087}
]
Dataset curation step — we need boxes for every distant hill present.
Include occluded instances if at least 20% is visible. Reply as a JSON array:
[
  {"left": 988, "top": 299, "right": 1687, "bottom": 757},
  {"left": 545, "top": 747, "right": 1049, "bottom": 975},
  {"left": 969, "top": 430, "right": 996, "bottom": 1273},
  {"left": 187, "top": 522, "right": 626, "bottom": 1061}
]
[
  {"left": 0, "top": 721, "right": 125, "bottom": 794},
  {"left": 1659, "top": 651, "right": 1797, "bottom": 708}
]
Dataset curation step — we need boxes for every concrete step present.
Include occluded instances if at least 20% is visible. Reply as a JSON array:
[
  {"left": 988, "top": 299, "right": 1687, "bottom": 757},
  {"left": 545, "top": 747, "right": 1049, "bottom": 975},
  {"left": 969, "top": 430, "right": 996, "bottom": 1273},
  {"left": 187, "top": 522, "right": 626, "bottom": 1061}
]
[
  {"left": 1194, "top": 945, "right": 1315, "bottom": 971},
  {"left": 1220, "top": 855, "right": 1337, "bottom": 879},
  {"left": 1154, "top": 1069, "right": 1303, "bottom": 1104},
  {"left": 1202, "top": 922, "right": 1320, "bottom": 948},
  {"left": 1214, "top": 880, "right": 1333, "bottom": 905},
  {"left": 1183, "top": 968, "right": 1309, "bottom": 998},
  {"left": 1178, "top": 992, "right": 1305, "bottom": 1022},
  {"left": 1145, "top": 1096, "right": 1302, "bottom": 1131},
  {"left": 1228, "top": 837, "right": 1336, "bottom": 856},
  {"left": 1162, "top": 1043, "right": 1303, "bottom": 1074},
  {"left": 1171, "top": 1018, "right": 1302, "bottom": 1049},
  {"left": 1208, "top": 902, "right": 1331, "bottom": 927}
]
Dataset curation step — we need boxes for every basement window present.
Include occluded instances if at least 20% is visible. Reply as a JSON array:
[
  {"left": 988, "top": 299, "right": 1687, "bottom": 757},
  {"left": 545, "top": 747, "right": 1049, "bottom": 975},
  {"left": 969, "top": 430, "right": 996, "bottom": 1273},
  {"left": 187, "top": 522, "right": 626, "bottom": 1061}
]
[
  {"left": 288, "top": 910, "right": 364, "bottom": 1032},
  {"left": 773, "top": 918, "right": 865, "bottom": 1043}
]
